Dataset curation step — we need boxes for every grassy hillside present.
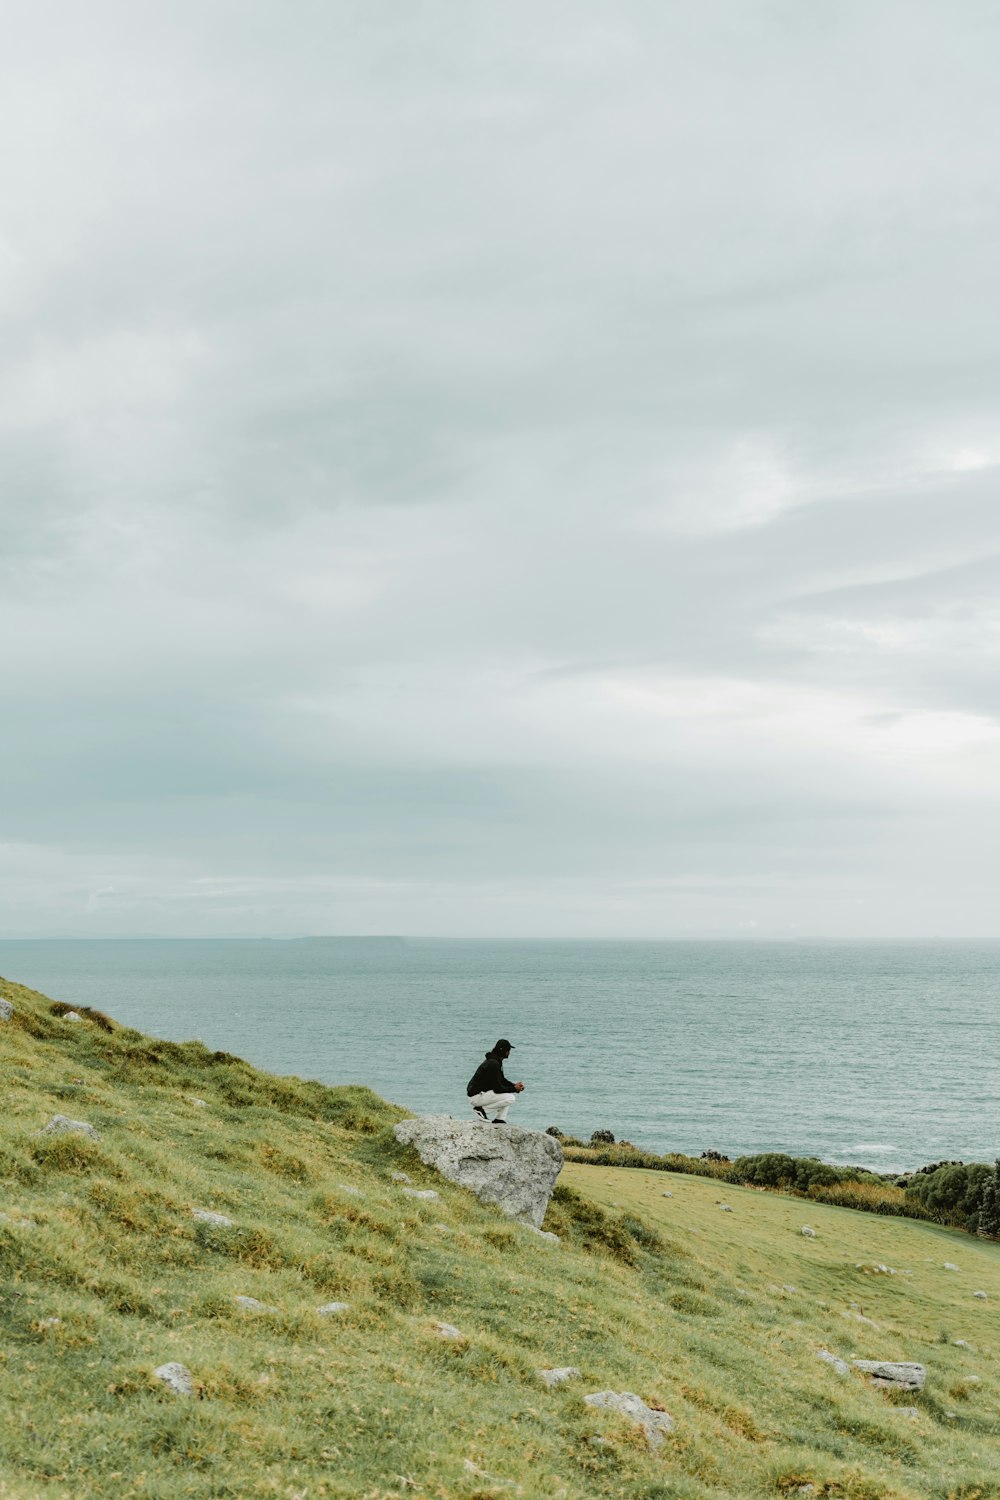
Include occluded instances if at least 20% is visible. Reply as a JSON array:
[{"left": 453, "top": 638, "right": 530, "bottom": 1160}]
[{"left": 1, "top": 974, "right": 999, "bottom": 1500}]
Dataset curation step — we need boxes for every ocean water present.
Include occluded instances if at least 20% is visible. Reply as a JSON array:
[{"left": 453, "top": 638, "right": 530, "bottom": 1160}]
[{"left": 2, "top": 938, "right": 998, "bottom": 1173}]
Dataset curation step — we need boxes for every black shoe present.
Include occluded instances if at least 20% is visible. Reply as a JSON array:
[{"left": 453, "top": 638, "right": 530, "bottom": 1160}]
[
  {"left": 492, "top": 1118, "right": 508, "bottom": 1125},
  {"left": 473, "top": 1106, "right": 488, "bottom": 1120}
]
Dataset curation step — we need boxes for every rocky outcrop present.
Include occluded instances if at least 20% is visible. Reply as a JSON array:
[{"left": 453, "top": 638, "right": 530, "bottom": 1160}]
[
  {"left": 191, "top": 1207, "right": 232, "bottom": 1227},
  {"left": 0, "top": 998, "right": 13, "bottom": 1022},
  {"left": 153, "top": 1362, "right": 193, "bottom": 1395},
  {"left": 393, "top": 1116, "right": 562, "bottom": 1229},
  {"left": 584, "top": 1391, "right": 675, "bottom": 1447},
  {"left": 235, "top": 1296, "right": 277, "bottom": 1313},
  {"left": 853, "top": 1360, "right": 925, "bottom": 1391},
  {"left": 39, "top": 1115, "right": 99, "bottom": 1140}
]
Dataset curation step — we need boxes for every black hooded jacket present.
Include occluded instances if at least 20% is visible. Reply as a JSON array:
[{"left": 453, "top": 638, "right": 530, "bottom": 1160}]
[{"left": 466, "top": 1048, "right": 516, "bottom": 1097}]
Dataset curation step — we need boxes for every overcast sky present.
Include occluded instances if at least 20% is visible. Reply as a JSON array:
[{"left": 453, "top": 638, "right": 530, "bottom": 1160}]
[{"left": 3, "top": 2, "right": 1000, "bottom": 938}]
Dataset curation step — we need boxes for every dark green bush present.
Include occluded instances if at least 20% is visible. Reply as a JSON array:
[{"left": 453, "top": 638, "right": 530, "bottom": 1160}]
[
  {"left": 730, "top": 1153, "right": 877, "bottom": 1193},
  {"left": 906, "top": 1161, "right": 994, "bottom": 1231},
  {"left": 977, "top": 1160, "right": 1000, "bottom": 1239}
]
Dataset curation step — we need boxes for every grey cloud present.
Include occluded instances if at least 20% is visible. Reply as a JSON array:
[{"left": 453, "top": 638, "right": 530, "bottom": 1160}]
[{"left": 3, "top": 2, "right": 1000, "bottom": 935}]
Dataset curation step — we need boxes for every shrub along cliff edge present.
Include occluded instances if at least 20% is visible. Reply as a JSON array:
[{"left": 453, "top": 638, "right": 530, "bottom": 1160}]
[{"left": 2, "top": 973, "right": 1000, "bottom": 1500}]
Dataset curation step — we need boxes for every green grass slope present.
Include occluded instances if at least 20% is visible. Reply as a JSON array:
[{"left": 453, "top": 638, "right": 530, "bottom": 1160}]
[{"left": 1, "top": 974, "right": 999, "bottom": 1500}]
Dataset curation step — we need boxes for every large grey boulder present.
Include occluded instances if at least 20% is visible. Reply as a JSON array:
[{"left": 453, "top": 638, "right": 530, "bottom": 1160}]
[
  {"left": 853, "top": 1360, "right": 925, "bottom": 1391},
  {"left": 393, "top": 1116, "right": 562, "bottom": 1229},
  {"left": 0, "top": 998, "right": 13, "bottom": 1022}
]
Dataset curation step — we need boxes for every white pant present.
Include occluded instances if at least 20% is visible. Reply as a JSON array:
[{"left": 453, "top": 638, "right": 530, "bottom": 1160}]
[{"left": 469, "top": 1090, "right": 517, "bottom": 1122}]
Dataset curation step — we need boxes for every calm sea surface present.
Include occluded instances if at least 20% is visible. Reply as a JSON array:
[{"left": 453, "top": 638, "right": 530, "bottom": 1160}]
[{"left": 2, "top": 938, "right": 998, "bottom": 1172}]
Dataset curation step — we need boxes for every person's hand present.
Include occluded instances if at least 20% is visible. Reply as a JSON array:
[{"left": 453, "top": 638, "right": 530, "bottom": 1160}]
[{"left": 514, "top": 1081, "right": 525, "bottom": 1092}]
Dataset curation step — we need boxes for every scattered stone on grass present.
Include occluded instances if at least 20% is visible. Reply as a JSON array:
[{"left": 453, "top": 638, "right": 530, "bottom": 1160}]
[
  {"left": 402, "top": 1187, "right": 439, "bottom": 1201},
  {"left": 62, "top": 1011, "right": 83, "bottom": 1023},
  {"left": 856, "top": 1262, "right": 896, "bottom": 1275},
  {"left": 816, "top": 1349, "right": 850, "bottom": 1377},
  {"left": 36, "top": 1317, "right": 61, "bottom": 1330},
  {"left": 853, "top": 1360, "right": 925, "bottom": 1391},
  {"left": 393, "top": 1116, "right": 562, "bottom": 1229},
  {"left": 718, "top": 1203, "right": 734, "bottom": 1212},
  {"left": 974, "top": 1290, "right": 988, "bottom": 1300},
  {"left": 781, "top": 1284, "right": 797, "bottom": 1295},
  {"left": 186, "top": 1096, "right": 207, "bottom": 1107},
  {"left": 191, "top": 1207, "right": 232, "bottom": 1227},
  {"left": 897, "top": 1407, "right": 921, "bottom": 1420},
  {"left": 662, "top": 1191, "right": 672, "bottom": 1198},
  {"left": 800, "top": 1225, "right": 816, "bottom": 1238},
  {"left": 390, "top": 1171, "right": 412, "bottom": 1183},
  {"left": 39, "top": 1115, "right": 99, "bottom": 1140},
  {"left": 539, "top": 1367, "right": 580, "bottom": 1387},
  {"left": 338, "top": 1184, "right": 363, "bottom": 1198},
  {"left": 434, "top": 1322, "right": 464, "bottom": 1341},
  {"left": 943, "top": 1262, "right": 959, "bottom": 1271},
  {"left": 153, "top": 1362, "right": 193, "bottom": 1396},
  {"left": 317, "top": 1302, "right": 350, "bottom": 1316},
  {"left": 953, "top": 1339, "right": 971, "bottom": 1349},
  {"left": 0, "top": 999, "right": 13, "bottom": 1022},
  {"left": 584, "top": 1391, "right": 676, "bottom": 1448},
  {"left": 235, "top": 1296, "right": 278, "bottom": 1313},
  {"left": 528, "top": 1226, "right": 560, "bottom": 1244}
]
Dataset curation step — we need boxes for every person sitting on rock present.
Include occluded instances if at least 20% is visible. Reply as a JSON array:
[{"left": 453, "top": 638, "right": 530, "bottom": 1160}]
[{"left": 466, "top": 1038, "right": 524, "bottom": 1124}]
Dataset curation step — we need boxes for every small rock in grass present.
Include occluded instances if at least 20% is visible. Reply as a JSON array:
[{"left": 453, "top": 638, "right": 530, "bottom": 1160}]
[
  {"left": 782, "top": 1284, "right": 797, "bottom": 1295},
  {"left": 816, "top": 1349, "right": 849, "bottom": 1377},
  {"left": 36, "top": 1317, "right": 61, "bottom": 1330},
  {"left": 800, "top": 1225, "right": 816, "bottom": 1238},
  {"left": 191, "top": 1207, "right": 232, "bottom": 1227},
  {"left": 390, "top": 1171, "right": 412, "bottom": 1183},
  {"left": 235, "top": 1296, "right": 278, "bottom": 1313},
  {"left": 529, "top": 1226, "right": 560, "bottom": 1244},
  {"left": 539, "top": 1366, "right": 580, "bottom": 1387},
  {"left": 62, "top": 1011, "right": 83, "bottom": 1023},
  {"left": 434, "top": 1322, "right": 464, "bottom": 1341},
  {"left": 853, "top": 1360, "right": 925, "bottom": 1391},
  {"left": 0, "top": 998, "right": 13, "bottom": 1022},
  {"left": 153, "top": 1362, "right": 193, "bottom": 1396},
  {"left": 402, "top": 1187, "right": 439, "bottom": 1201},
  {"left": 338, "top": 1184, "right": 363, "bottom": 1198},
  {"left": 953, "top": 1339, "right": 971, "bottom": 1348},
  {"left": 718, "top": 1204, "right": 733, "bottom": 1212},
  {"left": 943, "top": 1262, "right": 959, "bottom": 1271},
  {"left": 974, "top": 1290, "right": 988, "bottom": 1300},
  {"left": 584, "top": 1391, "right": 675, "bottom": 1448},
  {"left": 185, "top": 1096, "right": 207, "bottom": 1108},
  {"left": 317, "top": 1302, "right": 349, "bottom": 1316},
  {"left": 662, "top": 1191, "right": 673, "bottom": 1198},
  {"left": 39, "top": 1115, "right": 99, "bottom": 1140},
  {"left": 897, "top": 1406, "right": 921, "bottom": 1420}
]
